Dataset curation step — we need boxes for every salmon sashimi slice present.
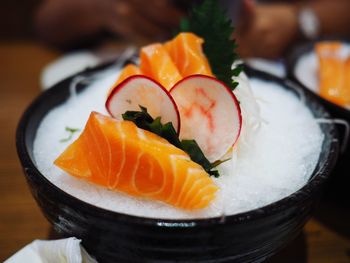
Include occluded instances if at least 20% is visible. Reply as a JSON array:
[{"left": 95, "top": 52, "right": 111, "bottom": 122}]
[
  {"left": 165, "top": 33, "right": 213, "bottom": 77},
  {"left": 54, "top": 112, "right": 218, "bottom": 210},
  {"left": 316, "top": 42, "right": 350, "bottom": 107},
  {"left": 140, "top": 43, "right": 182, "bottom": 90}
]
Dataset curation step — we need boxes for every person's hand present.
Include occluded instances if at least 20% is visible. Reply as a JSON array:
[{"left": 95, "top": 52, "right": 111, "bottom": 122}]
[
  {"left": 35, "top": 0, "right": 184, "bottom": 47},
  {"left": 235, "top": 0, "right": 299, "bottom": 59},
  {"left": 103, "top": 0, "right": 184, "bottom": 43}
]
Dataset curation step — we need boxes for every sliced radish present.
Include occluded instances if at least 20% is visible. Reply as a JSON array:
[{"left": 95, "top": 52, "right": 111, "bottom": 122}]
[
  {"left": 106, "top": 75, "right": 180, "bottom": 132},
  {"left": 170, "top": 75, "right": 242, "bottom": 162}
]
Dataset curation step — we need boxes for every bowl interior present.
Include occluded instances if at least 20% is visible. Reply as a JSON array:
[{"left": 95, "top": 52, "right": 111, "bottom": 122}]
[{"left": 16, "top": 63, "right": 339, "bottom": 226}]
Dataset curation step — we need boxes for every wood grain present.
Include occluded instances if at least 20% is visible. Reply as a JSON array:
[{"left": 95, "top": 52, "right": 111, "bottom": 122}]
[
  {"left": 0, "top": 41, "right": 349, "bottom": 262},
  {"left": 0, "top": 42, "right": 57, "bottom": 260}
]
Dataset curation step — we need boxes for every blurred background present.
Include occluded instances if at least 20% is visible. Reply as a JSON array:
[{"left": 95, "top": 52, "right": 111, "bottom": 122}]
[
  {"left": 1, "top": 0, "right": 350, "bottom": 262},
  {"left": 0, "top": 0, "right": 54, "bottom": 260},
  {"left": 1, "top": 0, "right": 39, "bottom": 39}
]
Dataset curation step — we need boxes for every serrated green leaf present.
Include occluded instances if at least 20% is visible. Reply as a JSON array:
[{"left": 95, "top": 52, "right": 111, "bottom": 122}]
[
  {"left": 180, "top": 139, "right": 212, "bottom": 171},
  {"left": 180, "top": 0, "right": 241, "bottom": 91}
]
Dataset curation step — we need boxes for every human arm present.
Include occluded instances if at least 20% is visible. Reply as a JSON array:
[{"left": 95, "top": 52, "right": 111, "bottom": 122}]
[
  {"left": 34, "top": 0, "right": 183, "bottom": 48},
  {"left": 235, "top": 0, "right": 350, "bottom": 59}
]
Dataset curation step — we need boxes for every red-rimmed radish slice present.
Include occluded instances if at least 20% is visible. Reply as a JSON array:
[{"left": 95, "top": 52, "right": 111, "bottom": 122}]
[
  {"left": 170, "top": 75, "right": 242, "bottom": 162},
  {"left": 106, "top": 75, "right": 180, "bottom": 132}
]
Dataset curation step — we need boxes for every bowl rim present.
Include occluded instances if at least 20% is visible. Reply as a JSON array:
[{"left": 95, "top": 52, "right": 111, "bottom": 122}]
[
  {"left": 286, "top": 40, "right": 350, "bottom": 115},
  {"left": 16, "top": 64, "right": 339, "bottom": 228}
]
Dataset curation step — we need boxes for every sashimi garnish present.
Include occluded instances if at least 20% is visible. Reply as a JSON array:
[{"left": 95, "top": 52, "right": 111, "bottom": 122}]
[
  {"left": 106, "top": 75, "right": 180, "bottom": 133},
  {"left": 179, "top": 0, "right": 242, "bottom": 90},
  {"left": 171, "top": 75, "right": 242, "bottom": 162},
  {"left": 60, "top": 126, "right": 80, "bottom": 143}
]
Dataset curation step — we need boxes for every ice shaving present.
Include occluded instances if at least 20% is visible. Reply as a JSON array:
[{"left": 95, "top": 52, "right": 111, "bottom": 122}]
[{"left": 33, "top": 0, "right": 324, "bottom": 219}]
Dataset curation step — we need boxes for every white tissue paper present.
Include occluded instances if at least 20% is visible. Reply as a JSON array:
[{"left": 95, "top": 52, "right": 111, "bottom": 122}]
[{"left": 5, "top": 237, "right": 97, "bottom": 263}]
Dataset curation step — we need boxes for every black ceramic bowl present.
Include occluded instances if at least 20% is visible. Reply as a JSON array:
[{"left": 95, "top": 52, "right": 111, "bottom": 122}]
[
  {"left": 286, "top": 42, "right": 350, "bottom": 198},
  {"left": 16, "top": 65, "right": 339, "bottom": 263}
]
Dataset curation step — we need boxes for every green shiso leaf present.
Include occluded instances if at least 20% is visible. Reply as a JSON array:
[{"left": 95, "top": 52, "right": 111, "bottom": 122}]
[
  {"left": 180, "top": 0, "right": 242, "bottom": 90},
  {"left": 122, "top": 106, "right": 226, "bottom": 177},
  {"left": 180, "top": 139, "right": 222, "bottom": 178},
  {"left": 60, "top": 127, "right": 80, "bottom": 143},
  {"left": 122, "top": 106, "right": 182, "bottom": 148}
]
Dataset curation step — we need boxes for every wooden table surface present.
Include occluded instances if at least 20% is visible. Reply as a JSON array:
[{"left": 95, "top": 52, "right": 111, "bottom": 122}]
[{"left": 0, "top": 41, "right": 350, "bottom": 263}]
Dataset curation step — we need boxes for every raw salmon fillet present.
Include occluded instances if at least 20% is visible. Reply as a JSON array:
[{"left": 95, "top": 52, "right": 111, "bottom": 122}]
[
  {"left": 54, "top": 112, "right": 218, "bottom": 210},
  {"left": 140, "top": 43, "right": 182, "bottom": 90},
  {"left": 165, "top": 33, "right": 213, "bottom": 77},
  {"left": 113, "top": 33, "right": 213, "bottom": 92},
  {"left": 316, "top": 42, "right": 350, "bottom": 107}
]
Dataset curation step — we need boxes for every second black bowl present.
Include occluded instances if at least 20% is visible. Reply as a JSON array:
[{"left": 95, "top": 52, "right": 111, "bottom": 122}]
[
  {"left": 286, "top": 41, "right": 350, "bottom": 121},
  {"left": 286, "top": 42, "right": 350, "bottom": 198}
]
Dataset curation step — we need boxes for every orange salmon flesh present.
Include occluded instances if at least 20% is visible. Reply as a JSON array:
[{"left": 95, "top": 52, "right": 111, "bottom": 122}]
[
  {"left": 54, "top": 112, "right": 218, "bottom": 210},
  {"left": 316, "top": 42, "right": 350, "bottom": 107},
  {"left": 112, "top": 33, "right": 213, "bottom": 91}
]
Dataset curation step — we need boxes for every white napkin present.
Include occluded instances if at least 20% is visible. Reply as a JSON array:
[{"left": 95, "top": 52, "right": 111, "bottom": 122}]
[{"left": 5, "top": 237, "right": 98, "bottom": 263}]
